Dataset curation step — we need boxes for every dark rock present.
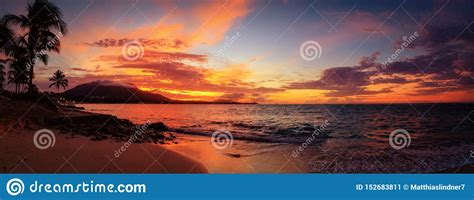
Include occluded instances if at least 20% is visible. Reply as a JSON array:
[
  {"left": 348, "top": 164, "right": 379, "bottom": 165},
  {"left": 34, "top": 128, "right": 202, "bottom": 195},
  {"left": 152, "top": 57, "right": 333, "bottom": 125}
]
[{"left": 148, "top": 122, "right": 168, "bottom": 131}]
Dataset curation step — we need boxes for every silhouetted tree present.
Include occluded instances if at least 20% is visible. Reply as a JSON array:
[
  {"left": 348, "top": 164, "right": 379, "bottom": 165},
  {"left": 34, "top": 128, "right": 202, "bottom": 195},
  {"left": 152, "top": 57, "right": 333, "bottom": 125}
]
[
  {"left": 2, "top": 0, "right": 67, "bottom": 94},
  {"left": 49, "top": 70, "right": 68, "bottom": 93},
  {"left": 0, "top": 23, "right": 14, "bottom": 91},
  {"left": 8, "top": 58, "right": 30, "bottom": 93},
  {"left": 0, "top": 23, "right": 14, "bottom": 50},
  {"left": 0, "top": 61, "right": 5, "bottom": 90}
]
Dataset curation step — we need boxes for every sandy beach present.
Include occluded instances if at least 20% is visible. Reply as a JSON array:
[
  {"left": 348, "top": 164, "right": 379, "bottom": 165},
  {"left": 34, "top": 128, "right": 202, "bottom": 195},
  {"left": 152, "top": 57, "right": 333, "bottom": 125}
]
[
  {"left": 0, "top": 97, "right": 206, "bottom": 173},
  {"left": 1, "top": 96, "right": 472, "bottom": 174},
  {"left": 163, "top": 133, "right": 307, "bottom": 173},
  {"left": 1, "top": 130, "right": 207, "bottom": 173},
  {"left": 0, "top": 97, "right": 305, "bottom": 174},
  {"left": 78, "top": 103, "right": 474, "bottom": 173}
]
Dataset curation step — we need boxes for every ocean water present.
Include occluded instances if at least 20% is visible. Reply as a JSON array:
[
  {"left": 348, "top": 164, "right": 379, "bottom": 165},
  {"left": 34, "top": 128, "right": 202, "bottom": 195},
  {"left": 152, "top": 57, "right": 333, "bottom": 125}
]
[{"left": 79, "top": 103, "right": 474, "bottom": 173}]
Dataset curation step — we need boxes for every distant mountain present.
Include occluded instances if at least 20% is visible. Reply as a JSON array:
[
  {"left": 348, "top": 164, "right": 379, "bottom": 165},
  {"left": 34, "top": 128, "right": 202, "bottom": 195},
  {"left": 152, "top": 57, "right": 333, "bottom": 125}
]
[
  {"left": 173, "top": 99, "right": 256, "bottom": 104},
  {"left": 62, "top": 80, "right": 171, "bottom": 103},
  {"left": 62, "top": 80, "right": 256, "bottom": 104}
]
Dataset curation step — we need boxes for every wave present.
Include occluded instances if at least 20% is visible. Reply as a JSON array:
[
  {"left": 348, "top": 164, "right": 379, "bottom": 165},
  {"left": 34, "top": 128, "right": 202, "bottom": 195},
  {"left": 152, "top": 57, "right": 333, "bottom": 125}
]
[{"left": 170, "top": 127, "right": 331, "bottom": 144}]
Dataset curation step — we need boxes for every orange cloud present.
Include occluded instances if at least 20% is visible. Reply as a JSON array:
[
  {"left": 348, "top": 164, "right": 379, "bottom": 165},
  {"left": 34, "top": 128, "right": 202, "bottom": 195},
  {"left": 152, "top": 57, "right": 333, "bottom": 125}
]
[{"left": 189, "top": 0, "right": 253, "bottom": 45}]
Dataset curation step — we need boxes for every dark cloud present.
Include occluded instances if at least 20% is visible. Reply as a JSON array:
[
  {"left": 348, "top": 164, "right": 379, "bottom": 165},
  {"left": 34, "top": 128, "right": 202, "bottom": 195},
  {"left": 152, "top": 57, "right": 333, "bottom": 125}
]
[
  {"left": 411, "top": 0, "right": 474, "bottom": 49},
  {"left": 416, "top": 81, "right": 443, "bottom": 88},
  {"left": 83, "top": 38, "right": 190, "bottom": 49},
  {"left": 114, "top": 62, "right": 207, "bottom": 84},
  {"left": 286, "top": 54, "right": 380, "bottom": 97},
  {"left": 95, "top": 50, "right": 208, "bottom": 64},
  {"left": 93, "top": 61, "right": 284, "bottom": 99},
  {"left": 71, "top": 67, "right": 102, "bottom": 73},
  {"left": 323, "top": 88, "right": 392, "bottom": 97},
  {"left": 220, "top": 93, "right": 246, "bottom": 100},
  {"left": 371, "top": 76, "right": 412, "bottom": 84},
  {"left": 286, "top": 1, "right": 474, "bottom": 98}
]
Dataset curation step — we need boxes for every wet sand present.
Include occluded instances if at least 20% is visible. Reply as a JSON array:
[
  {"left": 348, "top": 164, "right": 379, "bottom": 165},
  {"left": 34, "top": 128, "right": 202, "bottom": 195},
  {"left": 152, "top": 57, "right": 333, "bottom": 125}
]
[
  {"left": 163, "top": 133, "right": 474, "bottom": 173},
  {"left": 0, "top": 97, "right": 207, "bottom": 173},
  {"left": 1, "top": 97, "right": 471, "bottom": 174},
  {"left": 162, "top": 133, "right": 307, "bottom": 173}
]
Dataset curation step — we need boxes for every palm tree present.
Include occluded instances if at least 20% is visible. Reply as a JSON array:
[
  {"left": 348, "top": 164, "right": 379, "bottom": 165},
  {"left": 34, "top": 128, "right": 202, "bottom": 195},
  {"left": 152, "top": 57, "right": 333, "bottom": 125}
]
[
  {"left": 0, "top": 23, "right": 14, "bottom": 90},
  {"left": 8, "top": 58, "right": 30, "bottom": 93},
  {"left": 0, "top": 61, "right": 5, "bottom": 90},
  {"left": 0, "top": 24, "right": 13, "bottom": 51},
  {"left": 3, "top": 37, "right": 31, "bottom": 93},
  {"left": 49, "top": 70, "right": 68, "bottom": 93},
  {"left": 2, "top": 0, "right": 67, "bottom": 93}
]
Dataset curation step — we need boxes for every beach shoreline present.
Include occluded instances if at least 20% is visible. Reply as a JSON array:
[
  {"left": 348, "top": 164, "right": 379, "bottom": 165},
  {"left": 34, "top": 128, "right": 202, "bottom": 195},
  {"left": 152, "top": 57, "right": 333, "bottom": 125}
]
[
  {"left": 0, "top": 129, "right": 207, "bottom": 173},
  {"left": 0, "top": 97, "right": 207, "bottom": 173},
  {"left": 1, "top": 97, "right": 472, "bottom": 174},
  {"left": 163, "top": 133, "right": 308, "bottom": 173}
]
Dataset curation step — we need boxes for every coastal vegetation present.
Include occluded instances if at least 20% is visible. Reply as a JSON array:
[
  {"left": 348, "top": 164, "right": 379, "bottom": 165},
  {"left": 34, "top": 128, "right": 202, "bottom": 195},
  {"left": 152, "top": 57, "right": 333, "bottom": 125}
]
[
  {"left": 0, "top": 0, "right": 67, "bottom": 95},
  {"left": 49, "top": 70, "right": 68, "bottom": 93}
]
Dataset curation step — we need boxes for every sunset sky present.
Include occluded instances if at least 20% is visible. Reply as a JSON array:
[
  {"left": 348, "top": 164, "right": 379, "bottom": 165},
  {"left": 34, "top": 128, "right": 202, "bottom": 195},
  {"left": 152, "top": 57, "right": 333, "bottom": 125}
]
[{"left": 1, "top": 0, "right": 473, "bottom": 104}]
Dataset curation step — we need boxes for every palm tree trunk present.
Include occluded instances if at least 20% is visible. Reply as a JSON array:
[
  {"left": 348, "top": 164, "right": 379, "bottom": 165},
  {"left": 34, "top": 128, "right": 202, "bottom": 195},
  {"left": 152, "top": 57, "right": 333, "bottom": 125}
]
[
  {"left": 28, "top": 65, "right": 34, "bottom": 94},
  {"left": 28, "top": 45, "right": 36, "bottom": 94}
]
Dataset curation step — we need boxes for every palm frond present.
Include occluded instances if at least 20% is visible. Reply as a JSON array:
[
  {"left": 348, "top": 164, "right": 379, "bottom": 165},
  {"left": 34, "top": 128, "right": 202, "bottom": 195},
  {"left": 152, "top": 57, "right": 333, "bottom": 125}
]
[{"left": 36, "top": 53, "right": 48, "bottom": 65}]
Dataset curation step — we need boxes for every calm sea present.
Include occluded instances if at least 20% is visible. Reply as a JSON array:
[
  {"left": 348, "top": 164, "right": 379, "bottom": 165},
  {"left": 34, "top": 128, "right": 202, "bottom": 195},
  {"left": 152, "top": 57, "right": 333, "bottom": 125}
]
[{"left": 79, "top": 103, "right": 474, "bottom": 173}]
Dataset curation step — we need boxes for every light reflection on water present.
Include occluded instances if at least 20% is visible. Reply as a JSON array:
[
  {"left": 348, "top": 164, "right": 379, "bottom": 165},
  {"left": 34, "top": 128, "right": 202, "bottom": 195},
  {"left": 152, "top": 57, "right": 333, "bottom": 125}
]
[{"left": 80, "top": 103, "right": 474, "bottom": 173}]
